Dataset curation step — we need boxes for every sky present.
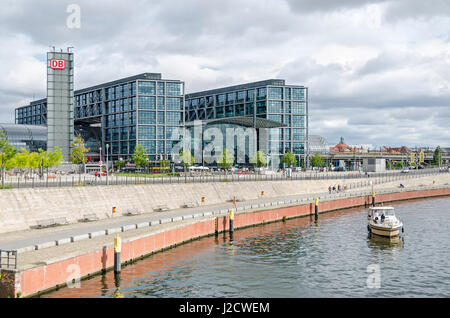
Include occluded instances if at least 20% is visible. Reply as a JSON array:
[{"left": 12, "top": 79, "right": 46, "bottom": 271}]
[{"left": 0, "top": 0, "right": 449, "bottom": 148}]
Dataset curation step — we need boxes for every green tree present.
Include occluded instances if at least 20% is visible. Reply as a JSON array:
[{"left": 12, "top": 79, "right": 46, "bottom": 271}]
[
  {"left": 394, "top": 161, "right": 403, "bottom": 169},
  {"left": 310, "top": 152, "right": 324, "bottom": 168},
  {"left": 11, "top": 148, "right": 30, "bottom": 177},
  {"left": 217, "top": 149, "right": 234, "bottom": 172},
  {"left": 281, "top": 151, "right": 297, "bottom": 168},
  {"left": 180, "top": 150, "right": 194, "bottom": 182},
  {"left": 70, "top": 134, "right": 90, "bottom": 165},
  {"left": 0, "top": 131, "right": 17, "bottom": 188},
  {"left": 70, "top": 134, "right": 90, "bottom": 183},
  {"left": 38, "top": 147, "right": 63, "bottom": 178},
  {"left": 250, "top": 151, "right": 267, "bottom": 168},
  {"left": 132, "top": 144, "right": 147, "bottom": 169},
  {"left": 159, "top": 160, "right": 170, "bottom": 171},
  {"left": 115, "top": 159, "right": 126, "bottom": 171},
  {"left": 433, "top": 146, "right": 441, "bottom": 166}
]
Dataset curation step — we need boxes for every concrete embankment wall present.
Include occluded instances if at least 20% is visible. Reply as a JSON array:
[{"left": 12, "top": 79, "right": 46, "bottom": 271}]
[
  {"left": 1, "top": 186, "right": 449, "bottom": 298},
  {"left": 1, "top": 173, "right": 449, "bottom": 235},
  {"left": 0, "top": 178, "right": 371, "bottom": 234}
]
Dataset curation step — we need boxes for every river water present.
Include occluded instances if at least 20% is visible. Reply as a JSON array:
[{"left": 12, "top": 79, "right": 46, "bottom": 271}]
[{"left": 42, "top": 197, "right": 450, "bottom": 298}]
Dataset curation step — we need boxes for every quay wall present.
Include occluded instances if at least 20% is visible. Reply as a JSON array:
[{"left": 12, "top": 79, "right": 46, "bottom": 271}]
[{"left": 1, "top": 186, "right": 449, "bottom": 298}]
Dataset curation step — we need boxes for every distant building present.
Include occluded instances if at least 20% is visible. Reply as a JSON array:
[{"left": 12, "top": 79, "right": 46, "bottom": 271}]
[
  {"left": 383, "top": 146, "right": 410, "bottom": 154},
  {"left": 308, "top": 135, "right": 329, "bottom": 155},
  {"left": 330, "top": 137, "right": 364, "bottom": 153}
]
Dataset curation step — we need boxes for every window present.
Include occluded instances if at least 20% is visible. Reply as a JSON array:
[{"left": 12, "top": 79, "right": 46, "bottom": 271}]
[
  {"left": 138, "top": 81, "right": 156, "bottom": 95},
  {"left": 292, "top": 115, "right": 304, "bottom": 127},
  {"left": 138, "top": 96, "right": 156, "bottom": 110},
  {"left": 285, "top": 88, "right": 291, "bottom": 100},
  {"left": 157, "top": 140, "right": 165, "bottom": 154},
  {"left": 256, "top": 101, "right": 266, "bottom": 114},
  {"left": 158, "top": 111, "right": 165, "bottom": 124},
  {"left": 138, "top": 125, "right": 156, "bottom": 139},
  {"left": 157, "top": 97, "right": 165, "bottom": 110},
  {"left": 166, "top": 97, "right": 183, "bottom": 110},
  {"left": 140, "top": 140, "right": 156, "bottom": 154},
  {"left": 247, "top": 89, "right": 255, "bottom": 101},
  {"left": 237, "top": 91, "right": 245, "bottom": 102},
  {"left": 292, "top": 101, "right": 305, "bottom": 114},
  {"left": 216, "top": 94, "right": 225, "bottom": 106},
  {"left": 293, "top": 129, "right": 305, "bottom": 141},
  {"left": 226, "top": 92, "right": 236, "bottom": 104},
  {"left": 157, "top": 126, "right": 165, "bottom": 139},
  {"left": 166, "top": 82, "right": 182, "bottom": 96},
  {"left": 166, "top": 126, "right": 183, "bottom": 140},
  {"left": 138, "top": 111, "right": 156, "bottom": 124},
  {"left": 157, "top": 82, "right": 165, "bottom": 95},
  {"left": 257, "top": 87, "right": 266, "bottom": 100},
  {"left": 268, "top": 87, "right": 283, "bottom": 100},
  {"left": 268, "top": 114, "right": 282, "bottom": 123},
  {"left": 268, "top": 101, "right": 283, "bottom": 113},
  {"left": 225, "top": 106, "right": 234, "bottom": 117},
  {"left": 292, "top": 88, "right": 305, "bottom": 101},
  {"left": 216, "top": 107, "right": 225, "bottom": 118},
  {"left": 166, "top": 112, "right": 182, "bottom": 125}
]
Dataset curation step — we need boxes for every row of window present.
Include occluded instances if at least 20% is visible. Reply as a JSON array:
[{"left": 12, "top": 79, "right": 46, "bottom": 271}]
[
  {"left": 186, "top": 87, "right": 306, "bottom": 109},
  {"left": 138, "top": 97, "right": 183, "bottom": 110},
  {"left": 138, "top": 81, "right": 183, "bottom": 96},
  {"left": 268, "top": 141, "right": 305, "bottom": 154},
  {"left": 105, "top": 125, "right": 184, "bottom": 142},
  {"left": 268, "top": 128, "right": 306, "bottom": 141},
  {"left": 16, "top": 104, "right": 47, "bottom": 117}
]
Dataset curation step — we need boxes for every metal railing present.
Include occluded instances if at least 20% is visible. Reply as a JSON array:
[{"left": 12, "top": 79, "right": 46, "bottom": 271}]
[
  {"left": 0, "top": 250, "right": 17, "bottom": 270},
  {"left": 0, "top": 168, "right": 447, "bottom": 190}
]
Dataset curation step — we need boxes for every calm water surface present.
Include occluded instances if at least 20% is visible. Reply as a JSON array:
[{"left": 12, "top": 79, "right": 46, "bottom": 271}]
[{"left": 43, "top": 197, "right": 450, "bottom": 298}]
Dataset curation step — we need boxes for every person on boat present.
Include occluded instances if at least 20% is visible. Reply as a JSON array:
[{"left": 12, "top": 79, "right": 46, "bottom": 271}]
[{"left": 381, "top": 213, "right": 385, "bottom": 223}]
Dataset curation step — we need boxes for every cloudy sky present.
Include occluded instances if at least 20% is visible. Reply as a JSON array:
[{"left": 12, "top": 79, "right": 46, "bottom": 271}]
[{"left": 0, "top": 0, "right": 449, "bottom": 148}]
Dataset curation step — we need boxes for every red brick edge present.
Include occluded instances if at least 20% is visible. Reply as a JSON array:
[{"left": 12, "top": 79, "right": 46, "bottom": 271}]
[{"left": 1, "top": 187, "right": 449, "bottom": 298}]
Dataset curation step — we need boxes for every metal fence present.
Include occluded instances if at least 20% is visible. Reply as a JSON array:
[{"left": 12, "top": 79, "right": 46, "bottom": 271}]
[
  {"left": 0, "top": 168, "right": 447, "bottom": 190},
  {"left": 0, "top": 250, "right": 17, "bottom": 270}
]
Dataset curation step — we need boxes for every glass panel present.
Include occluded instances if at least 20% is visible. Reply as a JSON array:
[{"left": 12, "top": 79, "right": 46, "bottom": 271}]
[
  {"left": 138, "top": 81, "right": 156, "bottom": 95},
  {"left": 138, "top": 96, "right": 156, "bottom": 110}
]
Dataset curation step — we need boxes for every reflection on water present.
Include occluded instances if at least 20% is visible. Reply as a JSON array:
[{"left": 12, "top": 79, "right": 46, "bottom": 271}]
[
  {"left": 368, "top": 233, "right": 404, "bottom": 249},
  {"left": 42, "top": 197, "right": 450, "bottom": 298}
]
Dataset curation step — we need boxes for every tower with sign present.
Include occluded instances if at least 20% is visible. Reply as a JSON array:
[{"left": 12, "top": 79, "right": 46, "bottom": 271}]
[{"left": 47, "top": 50, "right": 74, "bottom": 161}]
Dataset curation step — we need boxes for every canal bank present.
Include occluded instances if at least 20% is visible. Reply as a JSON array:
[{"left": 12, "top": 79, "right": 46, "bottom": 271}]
[{"left": 1, "top": 184, "right": 450, "bottom": 298}]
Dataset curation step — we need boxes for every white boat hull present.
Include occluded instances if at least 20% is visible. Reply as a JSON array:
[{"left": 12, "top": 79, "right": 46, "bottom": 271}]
[{"left": 369, "top": 224, "right": 402, "bottom": 238}]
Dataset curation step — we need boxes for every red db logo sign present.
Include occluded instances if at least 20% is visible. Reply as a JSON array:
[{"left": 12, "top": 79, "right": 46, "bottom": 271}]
[{"left": 50, "top": 59, "right": 66, "bottom": 70}]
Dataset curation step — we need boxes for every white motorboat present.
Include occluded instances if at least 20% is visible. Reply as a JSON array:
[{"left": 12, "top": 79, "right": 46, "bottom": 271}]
[{"left": 367, "top": 206, "right": 403, "bottom": 238}]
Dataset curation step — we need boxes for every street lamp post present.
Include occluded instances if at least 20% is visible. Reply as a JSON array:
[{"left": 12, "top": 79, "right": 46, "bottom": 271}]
[{"left": 106, "top": 144, "right": 109, "bottom": 186}]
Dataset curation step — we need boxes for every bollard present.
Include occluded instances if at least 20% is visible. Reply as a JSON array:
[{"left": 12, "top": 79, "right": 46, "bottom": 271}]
[
  {"left": 372, "top": 192, "right": 376, "bottom": 207},
  {"left": 314, "top": 198, "right": 319, "bottom": 221},
  {"left": 215, "top": 217, "right": 219, "bottom": 236},
  {"left": 229, "top": 208, "right": 234, "bottom": 233},
  {"left": 114, "top": 234, "right": 121, "bottom": 274}
]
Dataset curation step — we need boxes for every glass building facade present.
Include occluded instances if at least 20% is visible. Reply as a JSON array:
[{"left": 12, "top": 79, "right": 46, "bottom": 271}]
[
  {"left": 185, "top": 79, "right": 308, "bottom": 167},
  {"left": 15, "top": 73, "right": 184, "bottom": 162},
  {"left": 0, "top": 123, "right": 47, "bottom": 153}
]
